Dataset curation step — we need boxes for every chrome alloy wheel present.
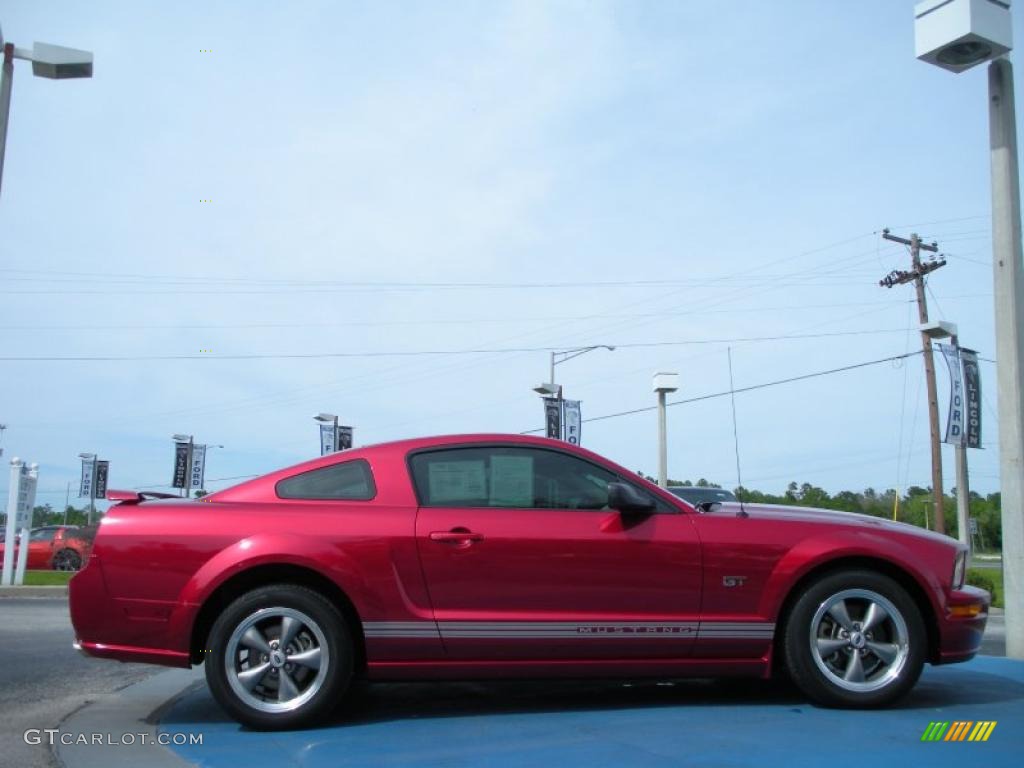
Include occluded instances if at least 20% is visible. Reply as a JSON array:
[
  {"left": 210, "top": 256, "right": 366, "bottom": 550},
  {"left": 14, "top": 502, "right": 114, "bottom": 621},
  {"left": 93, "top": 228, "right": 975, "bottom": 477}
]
[
  {"left": 809, "top": 588, "right": 910, "bottom": 694},
  {"left": 224, "top": 606, "right": 330, "bottom": 714}
]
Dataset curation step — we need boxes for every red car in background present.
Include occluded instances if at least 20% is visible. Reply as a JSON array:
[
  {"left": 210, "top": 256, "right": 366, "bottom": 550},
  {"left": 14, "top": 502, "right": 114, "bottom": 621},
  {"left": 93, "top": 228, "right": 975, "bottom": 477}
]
[
  {"left": 69, "top": 434, "right": 988, "bottom": 730},
  {"left": 0, "top": 525, "right": 90, "bottom": 571}
]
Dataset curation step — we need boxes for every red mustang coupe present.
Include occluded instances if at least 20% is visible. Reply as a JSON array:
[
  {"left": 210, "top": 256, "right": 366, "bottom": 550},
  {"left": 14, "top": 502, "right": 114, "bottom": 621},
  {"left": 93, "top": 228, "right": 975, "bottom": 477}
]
[{"left": 69, "top": 434, "right": 988, "bottom": 730}]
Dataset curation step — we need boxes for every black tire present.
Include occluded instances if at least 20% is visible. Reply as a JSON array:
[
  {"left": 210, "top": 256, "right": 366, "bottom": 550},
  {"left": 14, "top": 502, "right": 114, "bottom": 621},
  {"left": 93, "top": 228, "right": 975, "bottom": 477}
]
[
  {"left": 205, "top": 584, "right": 353, "bottom": 730},
  {"left": 52, "top": 549, "right": 82, "bottom": 571},
  {"left": 783, "top": 569, "right": 926, "bottom": 708}
]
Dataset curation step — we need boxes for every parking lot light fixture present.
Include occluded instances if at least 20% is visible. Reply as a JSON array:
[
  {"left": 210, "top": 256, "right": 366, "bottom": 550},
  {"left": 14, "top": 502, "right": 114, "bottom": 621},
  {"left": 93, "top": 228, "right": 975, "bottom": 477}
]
[
  {"left": 0, "top": 25, "right": 93, "bottom": 199},
  {"left": 653, "top": 373, "right": 680, "bottom": 489},
  {"left": 920, "top": 321, "right": 974, "bottom": 560}
]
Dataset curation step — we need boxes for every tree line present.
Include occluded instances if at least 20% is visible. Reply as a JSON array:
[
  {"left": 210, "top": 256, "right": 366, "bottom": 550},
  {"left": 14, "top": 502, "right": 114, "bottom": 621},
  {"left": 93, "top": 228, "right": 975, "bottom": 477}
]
[{"left": 646, "top": 476, "right": 1002, "bottom": 550}]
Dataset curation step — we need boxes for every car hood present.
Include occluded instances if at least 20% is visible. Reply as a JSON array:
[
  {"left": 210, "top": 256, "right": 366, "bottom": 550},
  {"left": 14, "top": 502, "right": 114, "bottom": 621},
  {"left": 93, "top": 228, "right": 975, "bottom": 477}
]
[{"left": 705, "top": 501, "right": 954, "bottom": 545}]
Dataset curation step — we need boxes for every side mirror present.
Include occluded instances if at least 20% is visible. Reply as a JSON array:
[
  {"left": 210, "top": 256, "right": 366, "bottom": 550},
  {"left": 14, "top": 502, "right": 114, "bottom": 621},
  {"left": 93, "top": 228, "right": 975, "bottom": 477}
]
[{"left": 607, "top": 482, "right": 656, "bottom": 514}]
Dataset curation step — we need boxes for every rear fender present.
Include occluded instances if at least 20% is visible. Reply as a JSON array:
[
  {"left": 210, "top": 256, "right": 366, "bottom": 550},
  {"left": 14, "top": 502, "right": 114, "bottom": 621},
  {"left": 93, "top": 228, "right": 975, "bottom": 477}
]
[{"left": 167, "top": 533, "right": 373, "bottom": 652}]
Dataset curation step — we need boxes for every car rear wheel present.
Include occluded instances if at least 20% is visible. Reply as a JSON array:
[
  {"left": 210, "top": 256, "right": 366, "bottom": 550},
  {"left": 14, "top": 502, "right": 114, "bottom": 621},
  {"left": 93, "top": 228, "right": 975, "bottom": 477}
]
[
  {"left": 205, "top": 585, "right": 353, "bottom": 730},
  {"left": 783, "top": 570, "right": 926, "bottom": 708},
  {"left": 52, "top": 549, "right": 82, "bottom": 571}
]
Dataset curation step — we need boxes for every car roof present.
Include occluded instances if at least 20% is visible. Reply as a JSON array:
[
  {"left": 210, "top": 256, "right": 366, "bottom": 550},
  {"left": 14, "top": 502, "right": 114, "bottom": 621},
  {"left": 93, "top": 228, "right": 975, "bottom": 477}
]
[{"left": 206, "top": 433, "right": 681, "bottom": 507}]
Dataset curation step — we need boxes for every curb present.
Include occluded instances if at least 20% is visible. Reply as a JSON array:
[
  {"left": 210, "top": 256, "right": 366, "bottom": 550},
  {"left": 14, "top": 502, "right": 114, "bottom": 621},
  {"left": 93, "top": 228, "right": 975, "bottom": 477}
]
[
  {"left": 54, "top": 668, "right": 203, "bottom": 768},
  {"left": 0, "top": 585, "right": 68, "bottom": 598}
]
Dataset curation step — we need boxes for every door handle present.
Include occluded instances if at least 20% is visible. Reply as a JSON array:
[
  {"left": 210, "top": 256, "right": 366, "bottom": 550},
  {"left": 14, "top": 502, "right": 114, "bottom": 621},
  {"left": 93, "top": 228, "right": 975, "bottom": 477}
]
[{"left": 429, "top": 529, "right": 484, "bottom": 545}]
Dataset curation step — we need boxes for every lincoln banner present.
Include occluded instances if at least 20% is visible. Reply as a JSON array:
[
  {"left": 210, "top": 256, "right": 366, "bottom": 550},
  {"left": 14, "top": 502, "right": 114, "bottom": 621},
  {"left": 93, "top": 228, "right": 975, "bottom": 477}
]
[
  {"left": 94, "top": 460, "right": 109, "bottom": 499},
  {"left": 543, "top": 398, "right": 562, "bottom": 440},
  {"left": 961, "top": 348, "right": 982, "bottom": 449},
  {"left": 172, "top": 442, "right": 189, "bottom": 489}
]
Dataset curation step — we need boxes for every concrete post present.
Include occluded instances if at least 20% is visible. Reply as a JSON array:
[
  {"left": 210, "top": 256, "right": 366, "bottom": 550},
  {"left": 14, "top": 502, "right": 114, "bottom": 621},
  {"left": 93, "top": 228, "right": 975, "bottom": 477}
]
[{"left": 988, "top": 58, "right": 1024, "bottom": 659}]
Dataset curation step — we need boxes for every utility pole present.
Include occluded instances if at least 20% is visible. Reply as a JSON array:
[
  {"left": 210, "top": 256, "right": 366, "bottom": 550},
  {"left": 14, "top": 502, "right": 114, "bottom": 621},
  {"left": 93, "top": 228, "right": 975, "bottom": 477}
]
[{"left": 880, "top": 229, "right": 948, "bottom": 535}]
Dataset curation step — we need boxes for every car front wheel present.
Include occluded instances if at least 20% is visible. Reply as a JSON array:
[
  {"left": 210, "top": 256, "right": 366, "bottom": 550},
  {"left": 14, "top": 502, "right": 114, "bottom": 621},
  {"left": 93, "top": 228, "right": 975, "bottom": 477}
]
[
  {"left": 205, "top": 585, "right": 353, "bottom": 730},
  {"left": 783, "top": 570, "right": 926, "bottom": 708}
]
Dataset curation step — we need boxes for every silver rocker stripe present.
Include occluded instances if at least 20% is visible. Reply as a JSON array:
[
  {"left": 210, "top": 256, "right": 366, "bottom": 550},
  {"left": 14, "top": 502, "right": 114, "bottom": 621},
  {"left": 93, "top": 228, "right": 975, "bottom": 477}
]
[
  {"left": 363, "top": 620, "right": 774, "bottom": 640},
  {"left": 364, "top": 621, "right": 441, "bottom": 639}
]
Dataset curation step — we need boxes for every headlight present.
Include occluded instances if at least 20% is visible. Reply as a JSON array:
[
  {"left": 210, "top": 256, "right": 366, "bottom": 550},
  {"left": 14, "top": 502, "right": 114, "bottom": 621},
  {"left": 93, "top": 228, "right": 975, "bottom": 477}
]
[{"left": 952, "top": 550, "right": 967, "bottom": 589}]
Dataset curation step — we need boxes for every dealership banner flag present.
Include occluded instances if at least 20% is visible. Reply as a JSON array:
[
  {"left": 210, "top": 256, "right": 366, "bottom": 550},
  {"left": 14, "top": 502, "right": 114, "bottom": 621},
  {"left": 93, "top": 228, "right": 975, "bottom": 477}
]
[
  {"left": 543, "top": 398, "right": 562, "bottom": 440},
  {"left": 320, "top": 423, "right": 336, "bottom": 456},
  {"left": 190, "top": 444, "right": 207, "bottom": 490},
  {"left": 79, "top": 457, "right": 95, "bottom": 498},
  {"left": 938, "top": 344, "right": 965, "bottom": 445},
  {"left": 172, "top": 442, "right": 189, "bottom": 488},
  {"left": 563, "top": 400, "right": 581, "bottom": 444},
  {"left": 94, "top": 460, "right": 109, "bottom": 499},
  {"left": 961, "top": 348, "right": 982, "bottom": 449},
  {"left": 337, "top": 426, "right": 353, "bottom": 451}
]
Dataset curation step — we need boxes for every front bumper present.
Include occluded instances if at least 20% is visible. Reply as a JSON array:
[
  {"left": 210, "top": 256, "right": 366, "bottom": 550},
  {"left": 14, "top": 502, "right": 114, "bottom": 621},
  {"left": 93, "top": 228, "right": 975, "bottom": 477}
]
[{"left": 935, "top": 585, "right": 990, "bottom": 664}]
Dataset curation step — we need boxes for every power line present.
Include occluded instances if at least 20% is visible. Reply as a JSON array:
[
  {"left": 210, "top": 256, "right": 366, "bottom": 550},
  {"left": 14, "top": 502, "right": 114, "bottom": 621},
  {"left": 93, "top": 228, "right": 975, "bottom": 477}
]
[
  {"left": 521, "top": 351, "right": 924, "bottom": 433},
  {"left": 0, "top": 297, "right": 933, "bottom": 332},
  {"left": 0, "top": 329, "right": 916, "bottom": 362}
]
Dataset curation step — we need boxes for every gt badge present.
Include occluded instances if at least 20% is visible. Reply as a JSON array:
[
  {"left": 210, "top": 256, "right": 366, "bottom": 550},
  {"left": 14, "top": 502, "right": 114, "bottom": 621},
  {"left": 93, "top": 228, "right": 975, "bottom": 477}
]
[{"left": 723, "top": 576, "right": 747, "bottom": 588}]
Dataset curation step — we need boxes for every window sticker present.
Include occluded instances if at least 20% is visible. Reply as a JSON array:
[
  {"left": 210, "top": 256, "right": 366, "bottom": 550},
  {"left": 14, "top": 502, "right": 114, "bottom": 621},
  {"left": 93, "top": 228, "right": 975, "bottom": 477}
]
[
  {"left": 489, "top": 455, "right": 534, "bottom": 507},
  {"left": 428, "top": 460, "right": 487, "bottom": 502}
]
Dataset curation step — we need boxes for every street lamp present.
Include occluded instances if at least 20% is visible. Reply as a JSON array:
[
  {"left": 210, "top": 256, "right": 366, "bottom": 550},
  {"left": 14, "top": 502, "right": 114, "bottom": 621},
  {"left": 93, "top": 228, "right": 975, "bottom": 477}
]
[
  {"left": 532, "top": 346, "right": 616, "bottom": 428},
  {"left": 545, "top": 345, "right": 616, "bottom": 387},
  {"left": 921, "top": 320, "right": 973, "bottom": 557},
  {"left": 0, "top": 26, "right": 93, "bottom": 198},
  {"left": 653, "top": 373, "right": 679, "bottom": 488},
  {"left": 77, "top": 452, "right": 96, "bottom": 525},
  {"left": 915, "top": 0, "right": 1024, "bottom": 659}
]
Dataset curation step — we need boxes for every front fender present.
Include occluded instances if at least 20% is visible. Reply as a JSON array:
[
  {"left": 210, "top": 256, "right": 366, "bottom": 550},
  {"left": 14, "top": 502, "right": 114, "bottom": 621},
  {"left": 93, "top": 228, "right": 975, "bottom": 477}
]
[{"left": 756, "top": 530, "right": 946, "bottom": 624}]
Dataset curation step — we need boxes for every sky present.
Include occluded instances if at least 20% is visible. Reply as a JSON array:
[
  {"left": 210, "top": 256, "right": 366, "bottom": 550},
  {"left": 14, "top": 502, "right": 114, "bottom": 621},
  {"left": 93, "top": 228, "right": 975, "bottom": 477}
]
[{"left": 0, "top": 0, "right": 1018, "bottom": 513}]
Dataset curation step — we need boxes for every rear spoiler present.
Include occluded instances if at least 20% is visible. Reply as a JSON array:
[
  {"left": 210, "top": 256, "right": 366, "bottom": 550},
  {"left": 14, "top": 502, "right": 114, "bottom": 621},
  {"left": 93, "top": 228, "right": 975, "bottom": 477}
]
[{"left": 105, "top": 490, "right": 180, "bottom": 504}]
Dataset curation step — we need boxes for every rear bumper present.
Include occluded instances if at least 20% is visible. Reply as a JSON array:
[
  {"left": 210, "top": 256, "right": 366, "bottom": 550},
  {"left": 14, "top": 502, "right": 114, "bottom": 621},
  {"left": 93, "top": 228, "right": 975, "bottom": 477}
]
[
  {"left": 69, "top": 555, "right": 191, "bottom": 669},
  {"left": 934, "top": 585, "right": 990, "bottom": 665}
]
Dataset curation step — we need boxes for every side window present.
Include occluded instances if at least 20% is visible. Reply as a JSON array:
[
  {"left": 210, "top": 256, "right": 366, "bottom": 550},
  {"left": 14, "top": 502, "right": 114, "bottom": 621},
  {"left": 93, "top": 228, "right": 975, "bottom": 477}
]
[
  {"left": 30, "top": 528, "right": 56, "bottom": 542},
  {"left": 276, "top": 460, "right": 376, "bottom": 500},
  {"left": 409, "top": 447, "right": 618, "bottom": 510}
]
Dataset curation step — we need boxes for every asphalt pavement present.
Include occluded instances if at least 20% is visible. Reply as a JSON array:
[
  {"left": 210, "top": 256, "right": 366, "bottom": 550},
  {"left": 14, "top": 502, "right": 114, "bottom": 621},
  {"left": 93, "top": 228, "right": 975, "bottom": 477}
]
[
  {"left": 0, "top": 597, "right": 160, "bottom": 768},
  {"left": 0, "top": 597, "right": 1012, "bottom": 768}
]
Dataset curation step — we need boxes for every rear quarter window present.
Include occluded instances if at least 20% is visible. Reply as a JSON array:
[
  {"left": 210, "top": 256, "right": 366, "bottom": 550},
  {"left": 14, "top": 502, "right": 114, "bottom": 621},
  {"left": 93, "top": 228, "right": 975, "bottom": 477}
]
[{"left": 275, "top": 460, "right": 376, "bottom": 500}]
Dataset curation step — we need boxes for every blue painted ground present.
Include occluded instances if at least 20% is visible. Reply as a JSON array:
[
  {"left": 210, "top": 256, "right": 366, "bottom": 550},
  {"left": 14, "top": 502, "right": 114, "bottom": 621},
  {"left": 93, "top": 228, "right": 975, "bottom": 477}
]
[{"left": 161, "top": 656, "right": 1023, "bottom": 767}]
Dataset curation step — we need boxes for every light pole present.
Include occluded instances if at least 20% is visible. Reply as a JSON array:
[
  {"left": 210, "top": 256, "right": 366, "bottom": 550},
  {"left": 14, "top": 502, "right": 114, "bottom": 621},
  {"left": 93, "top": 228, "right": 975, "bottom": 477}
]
[
  {"left": 915, "top": 0, "right": 1024, "bottom": 658},
  {"left": 172, "top": 434, "right": 193, "bottom": 498},
  {"left": 653, "top": 373, "right": 679, "bottom": 488},
  {"left": 77, "top": 452, "right": 96, "bottom": 524},
  {"left": 0, "top": 25, "right": 93, "bottom": 198},
  {"left": 922, "top": 320, "right": 973, "bottom": 558},
  {"left": 544, "top": 345, "right": 616, "bottom": 389},
  {"left": 533, "top": 346, "right": 615, "bottom": 440}
]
